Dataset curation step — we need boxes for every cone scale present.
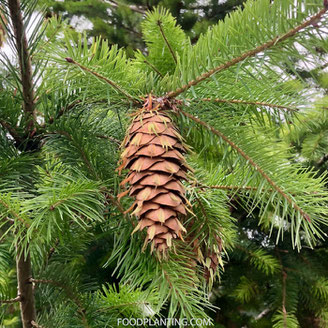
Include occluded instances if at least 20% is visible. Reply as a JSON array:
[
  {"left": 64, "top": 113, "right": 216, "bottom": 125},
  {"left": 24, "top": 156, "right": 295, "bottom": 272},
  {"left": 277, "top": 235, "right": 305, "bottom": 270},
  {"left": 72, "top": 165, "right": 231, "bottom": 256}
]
[{"left": 118, "top": 96, "right": 190, "bottom": 254}]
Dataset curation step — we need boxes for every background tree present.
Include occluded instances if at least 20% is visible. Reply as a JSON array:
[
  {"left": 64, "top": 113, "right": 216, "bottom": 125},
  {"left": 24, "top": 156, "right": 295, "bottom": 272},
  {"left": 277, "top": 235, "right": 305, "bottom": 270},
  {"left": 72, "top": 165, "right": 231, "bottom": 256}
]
[
  {"left": 1, "top": 0, "right": 328, "bottom": 327},
  {"left": 38, "top": 0, "right": 244, "bottom": 54}
]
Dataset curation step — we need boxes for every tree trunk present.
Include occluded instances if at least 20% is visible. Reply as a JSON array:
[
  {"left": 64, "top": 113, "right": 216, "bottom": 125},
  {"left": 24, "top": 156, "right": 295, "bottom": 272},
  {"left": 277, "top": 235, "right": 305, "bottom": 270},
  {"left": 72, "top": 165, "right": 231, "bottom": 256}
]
[
  {"left": 7, "top": 0, "right": 38, "bottom": 326},
  {"left": 16, "top": 247, "right": 36, "bottom": 328}
]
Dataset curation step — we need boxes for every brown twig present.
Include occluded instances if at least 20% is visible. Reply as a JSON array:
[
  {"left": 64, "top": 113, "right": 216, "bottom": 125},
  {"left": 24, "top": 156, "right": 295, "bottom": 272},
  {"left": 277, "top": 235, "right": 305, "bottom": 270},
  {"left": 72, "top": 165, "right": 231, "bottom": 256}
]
[
  {"left": 0, "top": 295, "right": 21, "bottom": 304},
  {"left": 157, "top": 20, "right": 177, "bottom": 64},
  {"left": 31, "top": 321, "right": 44, "bottom": 328},
  {"left": 178, "top": 108, "right": 311, "bottom": 223},
  {"left": 196, "top": 184, "right": 268, "bottom": 192},
  {"left": 166, "top": 5, "right": 328, "bottom": 99},
  {"left": 65, "top": 58, "right": 139, "bottom": 104},
  {"left": 47, "top": 238, "right": 59, "bottom": 262},
  {"left": 193, "top": 98, "right": 299, "bottom": 112},
  {"left": 96, "top": 134, "right": 121, "bottom": 145},
  {"left": 0, "top": 119, "right": 21, "bottom": 143},
  {"left": 46, "top": 100, "right": 82, "bottom": 126}
]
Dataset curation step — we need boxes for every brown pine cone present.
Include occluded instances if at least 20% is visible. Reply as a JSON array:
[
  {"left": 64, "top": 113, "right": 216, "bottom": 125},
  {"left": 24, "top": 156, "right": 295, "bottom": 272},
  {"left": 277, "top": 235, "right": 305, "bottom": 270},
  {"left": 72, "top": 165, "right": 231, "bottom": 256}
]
[{"left": 117, "top": 95, "right": 191, "bottom": 254}]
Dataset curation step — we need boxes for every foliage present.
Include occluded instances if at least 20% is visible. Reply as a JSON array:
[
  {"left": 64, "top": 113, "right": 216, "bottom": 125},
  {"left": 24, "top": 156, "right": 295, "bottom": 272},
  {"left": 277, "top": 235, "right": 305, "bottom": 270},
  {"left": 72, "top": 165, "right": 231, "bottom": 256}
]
[{"left": 1, "top": 0, "right": 328, "bottom": 327}]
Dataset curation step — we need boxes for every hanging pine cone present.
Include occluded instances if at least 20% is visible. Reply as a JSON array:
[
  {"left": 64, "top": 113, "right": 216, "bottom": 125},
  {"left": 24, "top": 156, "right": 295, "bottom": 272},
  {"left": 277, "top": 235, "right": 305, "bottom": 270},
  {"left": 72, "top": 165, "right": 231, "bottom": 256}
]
[
  {"left": 117, "top": 95, "right": 191, "bottom": 254},
  {"left": 204, "top": 236, "right": 223, "bottom": 284}
]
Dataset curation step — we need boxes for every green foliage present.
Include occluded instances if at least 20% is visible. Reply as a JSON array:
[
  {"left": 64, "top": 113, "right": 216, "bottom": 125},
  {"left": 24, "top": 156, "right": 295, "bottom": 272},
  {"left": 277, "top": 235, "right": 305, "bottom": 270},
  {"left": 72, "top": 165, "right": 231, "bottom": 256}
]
[
  {"left": 233, "top": 276, "right": 258, "bottom": 303},
  {"left": 134, "top": 7, "right": 189, "bottom": 76},
  {"left": 40, "top": 0, "right": 244, "bottom": 51},
  {"left": 272, "top": 311, "right": 299, "bottom": 328},
  {"left": 1, "top": 0, "right": 328, "bottom": 326}
]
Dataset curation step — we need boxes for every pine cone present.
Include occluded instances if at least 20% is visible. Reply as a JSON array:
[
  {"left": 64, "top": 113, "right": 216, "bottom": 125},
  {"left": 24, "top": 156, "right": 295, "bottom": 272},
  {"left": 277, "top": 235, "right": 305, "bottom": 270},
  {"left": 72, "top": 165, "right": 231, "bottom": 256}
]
[
  {"left": 117, "top": 96, "right": 190, "bottom": 254},
  {"left": 204, "top": 236, "right": 223, "bottom": 283}
]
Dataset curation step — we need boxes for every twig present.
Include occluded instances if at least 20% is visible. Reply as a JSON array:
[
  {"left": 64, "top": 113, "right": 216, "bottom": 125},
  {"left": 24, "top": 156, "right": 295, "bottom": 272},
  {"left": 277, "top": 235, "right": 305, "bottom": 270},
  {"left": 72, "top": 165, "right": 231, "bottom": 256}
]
[
  {"left": 0, "top": 119, "right": 21, "bottom": 143},
  {"left": 318, "top": 154, "right": 328, "bottom": 166},
  {"left": 0, "top": 198, "right": 30, "bottom": 228},
  {"left": 166, "top": 5, "right": 328, "bottom": 98},
  {"left": 196, "top": 184, "right": 268, "bottom": 192},
  {"left": 46, "top": 100, "right": 82, "bottom": 125},
  {"left": 65, "top": 58, "right": 139, "bottom": 104},
  {"left": 101, "top": 188, "right": 135, "bottom": 226},
  {"left": 282, "top": 270, "right": 287, "bottom": 327},
  {"left": 103, "top": 0, "right": 146, "bottom": 14},
  {"left": 193, "top": 98, "right": 299, "bottom": 112},
  {"left": 255, "top": 308, "right": 270, "bottom": 320},
  {"left": 0, "top": 296, "right": 21, "bottom": 304},
  {"left": 47, "top": 238, "right": 59, "bottom": 262},
  {"left": 31, "top": 321, "right": 44, "bottom": 328},
  {"left": 96, "top": 134, "right": 121, "bottom": 145},
  {"left": 143, "top": 59, "right": 164, "bottom": 77},
  {"left": 177, "top": 108, "right": 311, "bottom": 223},
  {"left": 157, "top": 20, "right": 177, "bottom": 64},
  {"left": 53, "top": 130, "right": 99, "bottom": 180},
  {"left": 8, "top": 0, "right": 36, "bottom": 135}
]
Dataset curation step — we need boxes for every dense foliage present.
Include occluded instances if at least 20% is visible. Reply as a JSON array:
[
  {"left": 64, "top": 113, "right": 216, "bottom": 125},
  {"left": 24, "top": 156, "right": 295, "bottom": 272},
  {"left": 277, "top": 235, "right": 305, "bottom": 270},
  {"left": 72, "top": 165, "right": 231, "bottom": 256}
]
[{"left": 38, "top": 0, "right": 244, "bottom": 53}]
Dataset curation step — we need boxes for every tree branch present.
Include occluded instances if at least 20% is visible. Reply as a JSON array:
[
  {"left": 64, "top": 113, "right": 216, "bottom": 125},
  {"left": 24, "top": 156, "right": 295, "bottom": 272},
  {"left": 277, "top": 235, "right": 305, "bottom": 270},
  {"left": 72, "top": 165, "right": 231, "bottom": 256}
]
[
  {"left": 31, "top": 321, "right": 44, "bottom": 328},
  {"left": 0, "top": 119, "right": 22, "bottom": 143},
  {"left": 45, "top": 100, "right": 82, "bottom": 126},
  {"left": 178, "top": 108, "right": 311, "bottom": 223},
  {"left": 65, "top": 58, "right": 139, "bottom": 104},
  {"left": 52, "top": 130, "right": 99, "bottom": 180},
  {"left": 0, "top": 198, "right": 30, "bottom": 228},
  {"left": 166, "top": 5, "right": 328, "bottom": 98},
  {"left": 96, "top": 134, "right": 121, "bottom": 146},
  {"left": 157, "top": 20, "right": 177, "bottom": 64},
  {"left": 104, "top": 0, "right": 146, "bottom": 15},
  {"left": 192, "top": 98, "right": 299, "bottom": 112},
  {"left": 142, "top": 58, "right": 164, "bottom": 77},
  {"left": 0, "top": 295, "right": 21, "bottom": 304},
  {"left": 8, "top": 0, "right": 36, "bottom": 135},
  {"left": 30, "top": 278, "right": 90, "bottom": 328},
  {"left": 196, "top": 184, "right": 269, "bottom": 192}
]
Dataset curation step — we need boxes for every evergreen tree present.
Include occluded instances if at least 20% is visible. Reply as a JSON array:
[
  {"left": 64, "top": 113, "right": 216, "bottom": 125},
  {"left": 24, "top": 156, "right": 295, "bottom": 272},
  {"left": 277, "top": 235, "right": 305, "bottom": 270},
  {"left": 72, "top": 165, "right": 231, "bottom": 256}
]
[
  {"left": 38, "top": 0, "right": 244, "bottom": 53},
  {"left": 1, "top": 0, "right": 328, "bottom": 327}
]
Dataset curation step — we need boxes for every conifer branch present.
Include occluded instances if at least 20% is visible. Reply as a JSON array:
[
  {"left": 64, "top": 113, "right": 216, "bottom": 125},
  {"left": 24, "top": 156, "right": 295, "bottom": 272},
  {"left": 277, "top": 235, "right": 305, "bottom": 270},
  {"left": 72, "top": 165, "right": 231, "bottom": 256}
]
[
  {"left": 192, "top": 98, "right": 299, "bottom": 112},
  {"left": 0, "top": 295, "right": 21, "bottom": 304},
  {"left": 0, "top": 199, "right": 30, "bottom": 228},
  {"left": 178, "top": 108, "right": 312, "bottom": 223},
  {"left": 8, "top": 0, "right": 36, "bottom": 135},
  {"left": 157, "top": 20, "right": 177, "bottom": 64},
  {"left": 64, "top": 58, "right": 139, "bottom": 104},
  {"left": 196, "top": 184, "right": 266, "bottom": 192},
  {"left": 46, "top": 100, "right": 82, "bottom": 126},
  {"left": 166, "top": 5, "right": 328, "bottom": 99},
  {"left": 96, "top": 134, "right": 121, "bottom": 145},
  {"left": 30, "top": 278, "right": 90, "bottom": 328},
  {"left": 53, "top": 130, "right": 99, "bottom": 180}
]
